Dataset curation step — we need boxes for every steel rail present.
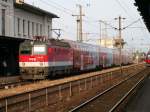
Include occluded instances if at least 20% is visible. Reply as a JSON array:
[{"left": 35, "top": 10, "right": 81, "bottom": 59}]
[
  {"left": 0, "top": 64, "right": 144, "bottom": 112},
  {"left": 68, "top": 68, "right": 147, "bottom": 112},
  {"left": 108, "top": 70, "right": 148, "bottom": 112}
]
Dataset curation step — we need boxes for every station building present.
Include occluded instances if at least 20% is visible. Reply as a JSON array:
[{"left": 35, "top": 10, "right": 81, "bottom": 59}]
[{"left": 0, "top": 0, "right": 58, "bottom": 76}]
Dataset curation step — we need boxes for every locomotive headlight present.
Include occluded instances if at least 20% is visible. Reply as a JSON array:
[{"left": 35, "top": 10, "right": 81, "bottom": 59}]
[
  {"left": 40, "top": 62, "right": 43, "bottom": 66},
  {"left": 22, "top": 62, "right": 25, "bottom": 67}
]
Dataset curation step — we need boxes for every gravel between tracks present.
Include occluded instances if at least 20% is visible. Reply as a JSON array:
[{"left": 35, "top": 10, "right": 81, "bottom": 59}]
[{"left": 72, "top": 68, "right": 150, "bottom": 112}]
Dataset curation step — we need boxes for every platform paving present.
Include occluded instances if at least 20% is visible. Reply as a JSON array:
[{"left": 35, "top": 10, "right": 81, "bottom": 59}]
[{"left": 125, "top": 73, "right": 150, "bottom": 112}]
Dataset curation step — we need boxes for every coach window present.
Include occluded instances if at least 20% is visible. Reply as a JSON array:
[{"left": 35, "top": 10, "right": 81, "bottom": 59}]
[
  {"left": 61, "top": 49, "right": 63, "bottom": 53},
  {"left": 60, "top": 48, "right": 62, "bottom": 54},
  {"left": 58, "top": 48, "right": 60, "bottom": 54},
  {"left": 56, "top": 49, "right": 58, "bottom": 54},
  {"left": 55, "top": 48, "right": 58, "bottom": 54}
]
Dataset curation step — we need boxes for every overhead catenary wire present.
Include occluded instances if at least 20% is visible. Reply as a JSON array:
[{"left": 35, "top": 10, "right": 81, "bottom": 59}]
[
  {"left": 46, "top": 0, "right": 74, "bottom": 14},
  {"left": 39, "top": 0, "right": 101, "bottom": 33},
  {"left": 114, "top": 0, "right": 150, "bottom": 49},
  {"left": 26, "top": 0, "right": 150, "bottom": 46},
  {"left": 114, "top": 0, "right": 133, "bottom": 19},
  {"left": 122, "top": 18, "right": 141, "bottom": 30},
  {"left": 44, "top": 0, "right": 114, "bottom": 31},
  {"left": 39, "top": 0, "right": 73, "bottom": 15},
  {"left": 33, "top": 0, "right": 122, "bottom": 39}
]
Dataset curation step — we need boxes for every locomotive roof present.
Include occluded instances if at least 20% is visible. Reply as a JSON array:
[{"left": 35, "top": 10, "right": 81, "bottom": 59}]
[
  {"left": 48, "top": 39, "right": 71, "bottom": 48},
  {"left": 33, "top": 39, "right": 71, "bottom": 48}
]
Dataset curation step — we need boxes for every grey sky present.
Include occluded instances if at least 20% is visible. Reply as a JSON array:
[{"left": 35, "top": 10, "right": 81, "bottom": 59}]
[{"left": 25, "top": 0, "right": 150, "bottom": 52}]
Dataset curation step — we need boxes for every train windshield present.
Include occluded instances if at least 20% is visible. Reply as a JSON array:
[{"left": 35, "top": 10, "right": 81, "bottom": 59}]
[
  {"left": 33, "top": 45, "right": 46, "bottom": 55},
  {"left": 20, "top": 40, "right": 33, "bottom": 55},
  {"left": 20, "top": 49, "right": 32, "bottom": 55},
  {"left": 20, "top": 47, "right": 32, "bottom": 55}
]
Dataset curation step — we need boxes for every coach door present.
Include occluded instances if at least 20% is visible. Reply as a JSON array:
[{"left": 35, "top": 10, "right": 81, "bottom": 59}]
[{"left": 102, "top": 55, "right": 106, "bottom": 68}]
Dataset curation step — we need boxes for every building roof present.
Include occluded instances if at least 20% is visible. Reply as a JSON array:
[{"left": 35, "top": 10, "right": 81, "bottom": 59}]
[
  {"left": 0, "top": 36, "right": 26, "bottom": 44},
  {"left": 14, "top": 2, "right": 59, "bottom": 18},
  {"left": 135, "top": 0, "right": 150, "bottom": 32}
]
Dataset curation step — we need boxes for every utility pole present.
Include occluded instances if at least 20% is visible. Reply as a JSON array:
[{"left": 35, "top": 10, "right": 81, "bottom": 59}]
[
  {"left": 99, "top": 21, "right": 102, "bottom": 45},
  {"left": 118, "top": 16, "right": 122, "bottom": 68},
  {"left": 104, "top": 21, "right": 107, "bottom": 47},
  {"left": 104, "top": 21, "right": 108, "bottom": 38},
  {"left": 99, "top": 20, "right": 108, "bottom": 47},
  {"left": 72, "top": 5, "right": 85, "bottom": 42},
  {"left": 79, "top": 5, "right": 83, "bottom": 42},
  {"left": 77, "top": 16, "right": 80, "bottom": 42},
  {"left": 115, "top": 16, "right": 126, "bottom": 73}
]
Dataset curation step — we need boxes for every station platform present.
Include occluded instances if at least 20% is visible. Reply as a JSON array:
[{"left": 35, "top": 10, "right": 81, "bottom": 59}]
[
  {"left": 0, "top": 76, "right": 21, "bottom": 84},
  {"left": 125, "top": 73, "right": 150, "bottom": 112}
]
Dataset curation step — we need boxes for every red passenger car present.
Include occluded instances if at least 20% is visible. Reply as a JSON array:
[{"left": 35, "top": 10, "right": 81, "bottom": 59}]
[
  {"left": 63, "top": 40, "right": 100, "bottom": 71},
  {"left": 145, "top": 51, "right": 150, "bottom": 66}
]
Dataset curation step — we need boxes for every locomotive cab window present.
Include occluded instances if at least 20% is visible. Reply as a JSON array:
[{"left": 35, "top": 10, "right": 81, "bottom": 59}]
[
  {"left": 20, "top": 48, "right": 32, "bottom": 55},
  {"left": 20, "top": 45, "right": 32, "bottom": 55},
  {"left": 33, "top": 45, "right": 46, "bottom": 55}
]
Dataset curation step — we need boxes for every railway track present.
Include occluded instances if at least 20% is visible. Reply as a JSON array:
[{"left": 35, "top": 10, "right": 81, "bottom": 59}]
[
  {"left": 0, "top": 64, "right": 146, "bottom": 112},
  {"left": 69, "top": 68, "right": 150, "bottom": 112}
]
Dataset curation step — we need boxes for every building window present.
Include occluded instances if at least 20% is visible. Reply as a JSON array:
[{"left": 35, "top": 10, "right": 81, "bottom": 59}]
[
  {"left": 32, "top": 22, "right": 34, "bottom": 36},
  {"left": 28, "top": 21, "right": 30, "bottom": 37},
  {"left": 40, "top": 24, "right": 42, "bottom": 36},
  {"left": 48, "top": 25, "right": 50, "bottom": 38},
  {"left": 17, "top": 18, "right": 21, "bottom": 36},
  {"left": 2, "top": 9, "right": 5, "bottom": 36},
  {"left": 36, "top": 23, "right": 38, "bottom": 36},
  {"left": 2, "top": 0, "right": 7, "bottom": 2},
  {"left": 23, "top": 19, "right": 25, "bottom": 36}
]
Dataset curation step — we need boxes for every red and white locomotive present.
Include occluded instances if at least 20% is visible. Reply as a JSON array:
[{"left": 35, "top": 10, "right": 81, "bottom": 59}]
[{"left": 19, "top": 38, "right": 133, "bottom": 80}]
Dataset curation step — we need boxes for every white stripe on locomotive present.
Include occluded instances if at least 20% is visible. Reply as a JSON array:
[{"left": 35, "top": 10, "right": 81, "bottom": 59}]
[{"left": 19, "top": 61, "right": 73, "bottom": 67}]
